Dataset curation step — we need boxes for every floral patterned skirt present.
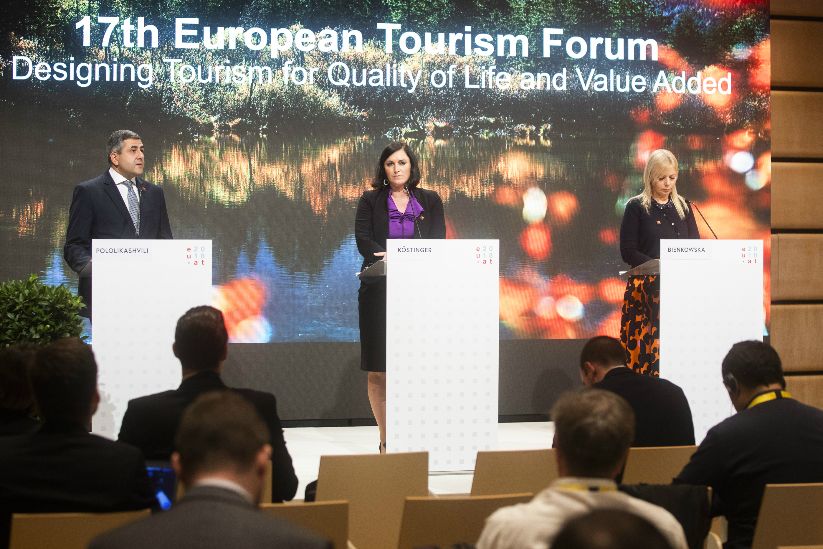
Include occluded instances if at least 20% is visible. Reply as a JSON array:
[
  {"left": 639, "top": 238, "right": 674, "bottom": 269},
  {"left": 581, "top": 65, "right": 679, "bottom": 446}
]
[{"left": 620, "top": 275, "right": 660, "bottom": 376}]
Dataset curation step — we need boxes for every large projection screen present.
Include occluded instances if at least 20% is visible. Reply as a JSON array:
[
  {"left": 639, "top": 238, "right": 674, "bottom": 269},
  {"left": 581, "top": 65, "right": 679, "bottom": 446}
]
[{"left": 1, "top": 0, "right": 770, "bottom": 422}]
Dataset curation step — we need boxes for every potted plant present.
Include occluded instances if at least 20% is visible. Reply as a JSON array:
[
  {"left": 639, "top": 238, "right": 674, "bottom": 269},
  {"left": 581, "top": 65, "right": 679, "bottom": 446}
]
[{"left": 0, "top": 275, "right": 84, "bottom": 346}]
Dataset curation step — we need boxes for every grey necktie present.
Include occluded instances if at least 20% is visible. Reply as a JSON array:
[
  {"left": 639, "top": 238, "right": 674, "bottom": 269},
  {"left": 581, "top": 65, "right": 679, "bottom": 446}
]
[{"left": 123, "top": 180, "right": 140, "bottom": 235}]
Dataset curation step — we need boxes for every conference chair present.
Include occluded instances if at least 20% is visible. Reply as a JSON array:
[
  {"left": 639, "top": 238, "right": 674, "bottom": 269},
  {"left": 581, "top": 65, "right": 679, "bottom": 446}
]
[
  {"left": 751, "top": 483, "right": 823, "bottom": 549},
  {"left": 620, "top": 483, "right": 710, "bottom": 549},
  {"left": 8, "top": 509, "right": 150, "bottom": 549},
  {"left": 621, "top": 445, "right": 697, "bottom": 485},
  {"left": 397, "top": 493, "right": 533, "bottom": 549},
  {"left": 261, "top": 500, "right": 349, "bottom": 549},
  {"left": 315, "top": 451, "right": 428, "bottom": 549},
  {"left": 470, "top": 448, "right": 556, "bottom": 496}
]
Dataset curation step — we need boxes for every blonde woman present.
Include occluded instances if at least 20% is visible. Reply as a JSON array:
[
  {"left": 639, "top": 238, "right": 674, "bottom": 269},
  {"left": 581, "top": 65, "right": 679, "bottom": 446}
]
[{"left": 619, "top": 149, "right": 700, "bottom": 376}]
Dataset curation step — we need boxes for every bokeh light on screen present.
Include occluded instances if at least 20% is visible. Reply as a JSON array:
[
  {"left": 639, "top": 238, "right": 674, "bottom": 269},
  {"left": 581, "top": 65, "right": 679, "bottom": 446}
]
[{"left": 0, "top": 0, "right": 770, "bottom": 343}]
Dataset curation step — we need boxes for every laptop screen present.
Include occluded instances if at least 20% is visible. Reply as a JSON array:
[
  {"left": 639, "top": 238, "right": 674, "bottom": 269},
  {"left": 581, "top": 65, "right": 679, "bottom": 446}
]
[{"left": 145, "top": 460, "right": 177, "bottom": 511}]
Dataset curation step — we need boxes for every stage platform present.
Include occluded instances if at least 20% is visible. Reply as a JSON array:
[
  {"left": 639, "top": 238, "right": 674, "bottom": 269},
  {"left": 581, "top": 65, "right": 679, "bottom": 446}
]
[{"left": 284, "top": 421, "right": 554, "bottom": 498}]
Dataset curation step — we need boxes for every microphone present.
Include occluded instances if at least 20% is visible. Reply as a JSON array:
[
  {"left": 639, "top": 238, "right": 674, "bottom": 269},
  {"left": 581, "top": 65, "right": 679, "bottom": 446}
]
[{"left": 691, "top": 202, "right": 718, "bottom": 239}]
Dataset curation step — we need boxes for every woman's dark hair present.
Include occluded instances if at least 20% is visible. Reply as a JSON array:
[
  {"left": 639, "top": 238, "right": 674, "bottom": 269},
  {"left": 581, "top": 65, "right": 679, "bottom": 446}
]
[{"left": 371, "top": 142, "right": 421, "bottom": 189}]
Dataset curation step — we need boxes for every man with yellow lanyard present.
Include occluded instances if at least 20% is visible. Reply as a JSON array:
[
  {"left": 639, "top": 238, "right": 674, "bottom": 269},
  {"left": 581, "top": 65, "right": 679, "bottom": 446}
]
[
  {"left": 477, "top": 390, "right": 688, "bottom": 549},
  {"left": 675, "top": 340, "right": 823, "bottom": 549}
]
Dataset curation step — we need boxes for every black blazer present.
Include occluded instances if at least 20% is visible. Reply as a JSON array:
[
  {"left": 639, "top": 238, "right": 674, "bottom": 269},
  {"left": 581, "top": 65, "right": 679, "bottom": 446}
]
[
  {"left": 619, "top": 196, "right": 700, "bottom": 267},
  {"left": 64, "top": 171, "right": 173, "bottom": 316},
  {"left": 89, "top": 486, "right": 331, "bottom": 549},
  {"left": 675, "top": 396, "right": 823, "bottom": 549},
  {"left": 0, "top": 422, "right": 153, "bottom": 549},
  {"left": 355, "top": 187, "right": 446, "bottom": 273},
  {"left": 594, "top": 367, "right": 695, "bottom": 447},
  {"left": 118, "top": 371, "right": 298, "bottom": 502}
]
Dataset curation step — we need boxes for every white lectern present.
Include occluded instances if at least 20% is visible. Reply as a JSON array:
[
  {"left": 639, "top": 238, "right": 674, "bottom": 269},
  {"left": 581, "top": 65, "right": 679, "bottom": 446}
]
[
  {"left": 91, "top": 239, "right": 212, "bottom": 438},
  {"left": 386, "top": 239, "right": 499, "bottom": 471},
  {"left": 660, "top": 239, "right": 764, "bottom": 441}
]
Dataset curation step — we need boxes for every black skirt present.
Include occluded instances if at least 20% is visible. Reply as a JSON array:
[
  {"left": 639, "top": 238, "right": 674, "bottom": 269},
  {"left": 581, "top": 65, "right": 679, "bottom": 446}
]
[{"left": 358, "top": 278, "right": 387, "bottom": 372}]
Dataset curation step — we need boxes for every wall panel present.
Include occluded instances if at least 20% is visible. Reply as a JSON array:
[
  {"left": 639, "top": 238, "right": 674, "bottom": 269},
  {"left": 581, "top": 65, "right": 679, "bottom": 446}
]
[
  {"left": 771, "top": 234, "right": 823, "bottom": 300},
  {"left": 786, "top": 375, "right": 823, "bottom": 410},
  {"left": 771, "top": 304, "right": 823, "bottom": 371},
  {"left": 772, "top": 0, "right": 823, "bottom": 18},
  {"left": 772, "top": 163, "right": 823, "bottom": 229},
  {"left": 772, "top": 21, "right": 823, "bottom": 88},
  {"left": 772, "top": 92, "right": 823, "bottom": 159}
]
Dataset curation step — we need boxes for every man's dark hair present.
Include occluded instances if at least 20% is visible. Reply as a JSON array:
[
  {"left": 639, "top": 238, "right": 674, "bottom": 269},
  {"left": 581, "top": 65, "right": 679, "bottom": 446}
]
[
  {"left": 721, "top": 340, "right": 785, "bottom": 390},
  {"left": 551, "top": 389, "right": 635, "bottom": 478},
  {"left": 174, "top": 306, "right": 228, "bottom": 371},
  {"left": 580, "top": 336, "right": 626, "bottom": 370},
  {"left": 552, "top": 509, "right": 673, "bottom": 549},
  {"left": 107, "top": 129, "right": 142, "bottom": 165},
  {"left": 371, "top": 142, "right": 422, "bottom": 189},
  {"left": 174, "top": 391, "right": 270, "bottom": 485},
  {"left": 29, "top": 338, "right": 97, "bottom": 423},
  {"left": 0, "top": 343, "right": 38, "bottom": 412}
]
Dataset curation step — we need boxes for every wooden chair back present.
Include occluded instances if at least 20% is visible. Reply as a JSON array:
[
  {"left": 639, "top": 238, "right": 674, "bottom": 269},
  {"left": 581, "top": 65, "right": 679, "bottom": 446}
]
[
  {"left": 9, "top": 509, "right": 150, "bottom": 549},
  {"left": 315, "top": 451, "right": 428, "bottom": 549},
  {"left": 261, "top": 500, "right": 348, "bottom": 549},
  {"left": 470, "top": 449, "right": 556, "bottom": 496},
  {"left": 397, "top": 493, "right": 533, "bottom": 549},
  {"left": 752, "top": 483, "right": 823, "bottom": 549},
  {"left": 621, "top": 445, "right": 697, "bottom": 484}
]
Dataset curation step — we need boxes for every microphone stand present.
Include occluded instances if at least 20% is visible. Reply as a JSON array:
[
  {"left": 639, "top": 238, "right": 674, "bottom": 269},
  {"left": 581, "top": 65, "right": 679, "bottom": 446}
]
[{"left": 691, "top": 202, "right": 718, "bottom": 239}]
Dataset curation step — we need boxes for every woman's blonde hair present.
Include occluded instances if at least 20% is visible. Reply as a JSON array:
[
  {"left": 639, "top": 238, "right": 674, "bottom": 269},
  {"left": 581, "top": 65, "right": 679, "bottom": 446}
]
[{"left": 637, "top": 149, "right": 689, "bottom": 220}]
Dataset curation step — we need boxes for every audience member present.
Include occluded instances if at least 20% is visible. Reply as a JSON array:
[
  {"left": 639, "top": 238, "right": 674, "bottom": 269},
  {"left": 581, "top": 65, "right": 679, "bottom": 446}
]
[
  {"left": 675, "top": 340, "right": 823, "bottom": 549},
  {"left": 552, "top": 508, "right": 673, "bottom": 549},
  {"left": 0, "top": 344, "right": 40, "bottom": 436},
  {"left": 476, "top": 389, "right": 687, "bottom": 549},
  {"left": 579, "top": 336, "right": 694, "bottom": 446},
  {"left": 0, "top": 338, "right": 152, "bottom": 549},
  {"left": 118, "top": 305, "right": 298, "bottom": 502},
  {"left": 91, "top": 392, "right": 330, "bottom": 549}
]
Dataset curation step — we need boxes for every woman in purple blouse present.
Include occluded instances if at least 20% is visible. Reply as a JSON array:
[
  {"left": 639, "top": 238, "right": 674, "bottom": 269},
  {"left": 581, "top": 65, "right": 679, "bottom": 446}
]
[{"left": 355, "top": 142, "right": 446, "bottom": 452}]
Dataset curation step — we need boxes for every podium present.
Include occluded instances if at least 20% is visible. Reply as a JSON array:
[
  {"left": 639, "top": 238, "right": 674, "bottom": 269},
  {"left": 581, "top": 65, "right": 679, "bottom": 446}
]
[
  {"left": 91, "top": 239, "right": 212, "bottom": 438},
  {"left": 385, "top": 239, "right": 499, "bottom": 471},
  {"left": 659, "top": 239, "right": 764, "bottom": 441}
]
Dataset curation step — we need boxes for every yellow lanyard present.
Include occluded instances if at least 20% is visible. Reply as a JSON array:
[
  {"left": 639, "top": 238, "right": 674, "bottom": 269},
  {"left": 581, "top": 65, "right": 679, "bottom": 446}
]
[{"left": 747, "top": 390, "right": 792, "bottom": 410}]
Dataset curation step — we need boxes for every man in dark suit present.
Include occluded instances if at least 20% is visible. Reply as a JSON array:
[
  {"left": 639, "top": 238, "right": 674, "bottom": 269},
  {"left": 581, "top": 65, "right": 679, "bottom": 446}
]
[
  {"left": 579, "top": 336, "right": 695, "bottom": 447},
  {"left": 0, "top": 338, "right": 153, "bottom": 549},
  {"left": 92, "top": 392, "right": 329, "bottom": 549},
  {"left": 0, "top": 344, "right": 40, "bottom": 437},
  {"left": 64, "top": 129, "right": 173, "bottom": 318},
  {"left": 118, "top": 305, "right": 298, "bottom": 502},
  {"left": 675, "top": 341, "right": 823, "bottom": 549}
]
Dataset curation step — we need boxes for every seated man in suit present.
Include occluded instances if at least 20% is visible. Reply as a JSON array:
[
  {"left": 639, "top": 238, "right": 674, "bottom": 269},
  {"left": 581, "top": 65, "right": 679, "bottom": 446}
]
[
  {"left": 64, "top": 129, "right": 173, "bottom": 318},
  {"left": 476, "top": 389, "right": 688, "bottom": 549},
  {"left": 118, "top": 305, "right": 298, "bottom": 502},
  {"left": 0, "top": 343, "right": 40, "bottom": 436},
  {"left": 0, "top": 338, "right": 153, "bottom": 549},
  {"left": 579, "top": 336, "right": 694, "bottom": 447},
  {"left": 675, "top": 340, "right": 823, "bottom": 549},
  {"left": 92, "top": 392, "right": 329, "bottom": 549}
]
